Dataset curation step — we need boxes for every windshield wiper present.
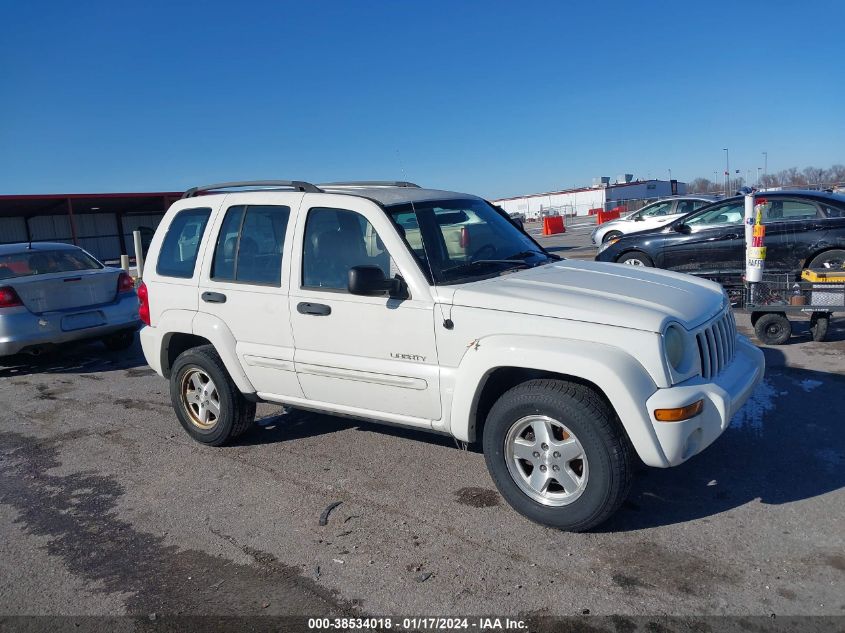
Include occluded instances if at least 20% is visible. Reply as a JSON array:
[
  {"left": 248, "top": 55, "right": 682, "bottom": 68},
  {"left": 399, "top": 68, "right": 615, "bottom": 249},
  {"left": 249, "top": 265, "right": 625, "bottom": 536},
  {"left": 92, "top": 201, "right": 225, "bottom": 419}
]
[
  {"left": 505, "top": 249, "right": 560, "bottom": 262},
  {"left": 440, "top": 259, "right": 532, "bottom": 276}
]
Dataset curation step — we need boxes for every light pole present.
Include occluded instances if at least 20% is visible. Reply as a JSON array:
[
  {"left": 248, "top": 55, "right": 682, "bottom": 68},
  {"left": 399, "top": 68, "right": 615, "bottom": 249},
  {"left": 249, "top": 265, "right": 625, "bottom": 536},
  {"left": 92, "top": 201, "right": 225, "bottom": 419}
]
[
  {"left": 668, "top": 168, "right": 672, "bottom": 181},
  {"left": 723, "top": 148, "right": 730, "bottom": 196},
  {"left": 762, "top": 151, "right": 768, "bottom": 177},
  {"left": 757, "top": 167, "right": 762, "bottom": 187}
]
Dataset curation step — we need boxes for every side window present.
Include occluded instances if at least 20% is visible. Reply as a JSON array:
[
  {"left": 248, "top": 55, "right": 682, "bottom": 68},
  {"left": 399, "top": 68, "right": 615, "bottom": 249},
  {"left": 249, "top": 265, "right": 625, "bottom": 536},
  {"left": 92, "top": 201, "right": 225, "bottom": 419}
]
[
  {"left": 821, "top": 203, "right": 845, "bottom": 218},
  {"left": 641, "top": 201, "right": 674, "bottom": 217},
  {"left": 156, "top": 208, "right": 211, "bottom": 278},
  {"left": 763, "top": 200, "right": 820, "bottom": 222},
  {"left": 676, "top": 200, "right": 698, "bottom": 215},
  {"left": 302, "top": 208, "right": 395, "bottom": 291},
  {"left": 212, "top": 205, "right": 290, "bottom": 286},
  {"left": 685, "top": 201, "right": 745, "bottom": 226}
]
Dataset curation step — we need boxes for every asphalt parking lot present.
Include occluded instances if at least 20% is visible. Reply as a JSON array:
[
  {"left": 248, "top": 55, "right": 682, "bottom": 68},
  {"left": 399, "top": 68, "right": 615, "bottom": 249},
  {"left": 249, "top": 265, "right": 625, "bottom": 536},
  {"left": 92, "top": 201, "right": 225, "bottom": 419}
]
[{"left": 1, "top": 220, "right": 843, "bottom": 624}]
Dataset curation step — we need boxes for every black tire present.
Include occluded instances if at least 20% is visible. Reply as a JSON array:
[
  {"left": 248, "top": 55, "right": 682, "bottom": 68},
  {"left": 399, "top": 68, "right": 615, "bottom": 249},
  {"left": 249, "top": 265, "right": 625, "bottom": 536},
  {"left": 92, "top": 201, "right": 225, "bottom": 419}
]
[
  {"left": 482, "top": 379, "right": 633, "bottom": 532},
  {"left": 616, "top": 251, "right": 654, "bottom": 267},
  {"left": 754, "top": 312, "right": 791, "bottom": 345},
  {"left": 807, "top": 249, "right": 845, "bottom": 271},
  {"left": 103, "top": 329, "right": 135, "bottom": 351},
  {"left": 170, "top": 345, "right": 256, "bottom": 446},
  {"left": 810, "top": 313, "right": 830, "bottom": 342},
  {"left": 602, "top": 230, "right": 623, "bottom": 243}
]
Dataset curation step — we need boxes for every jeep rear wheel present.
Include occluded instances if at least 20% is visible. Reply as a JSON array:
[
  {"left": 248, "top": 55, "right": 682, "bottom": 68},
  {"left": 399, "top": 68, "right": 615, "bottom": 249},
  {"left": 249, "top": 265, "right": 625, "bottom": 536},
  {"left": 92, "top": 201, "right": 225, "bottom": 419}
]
[
  {"left": 483, "top": 379, "right": 633, "bottom": 532},
  {"left": 170, "top": 345, "right": 256, "bottom": 446}
]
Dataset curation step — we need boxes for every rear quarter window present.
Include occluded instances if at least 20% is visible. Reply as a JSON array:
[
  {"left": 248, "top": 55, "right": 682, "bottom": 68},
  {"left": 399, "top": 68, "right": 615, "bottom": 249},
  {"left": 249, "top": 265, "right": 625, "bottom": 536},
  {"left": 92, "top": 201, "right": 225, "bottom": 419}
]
[{"left": 156, "top": 208, "right": 211, "bottom": 278}]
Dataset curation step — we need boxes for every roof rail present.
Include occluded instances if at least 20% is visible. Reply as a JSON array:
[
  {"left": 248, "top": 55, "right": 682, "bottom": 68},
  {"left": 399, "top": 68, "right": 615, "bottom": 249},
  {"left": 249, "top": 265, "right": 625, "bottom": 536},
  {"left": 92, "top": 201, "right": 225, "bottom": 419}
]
[
  {"left": 319, "top": 181, "right": 421, "bottom": 189},
  {"left": 182, "top": 180, "right": 322, "bottom": 198}
]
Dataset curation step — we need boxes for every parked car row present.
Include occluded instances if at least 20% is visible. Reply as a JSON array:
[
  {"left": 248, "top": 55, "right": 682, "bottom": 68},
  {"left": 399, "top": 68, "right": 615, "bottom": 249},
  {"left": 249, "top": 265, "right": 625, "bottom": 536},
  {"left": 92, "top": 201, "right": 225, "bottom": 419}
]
[
  {"left": 591, "top": 195, "right": 719, "bottom": 245},
  {"left": 594, "top": 190, "right": 845, "bottom": 284}
]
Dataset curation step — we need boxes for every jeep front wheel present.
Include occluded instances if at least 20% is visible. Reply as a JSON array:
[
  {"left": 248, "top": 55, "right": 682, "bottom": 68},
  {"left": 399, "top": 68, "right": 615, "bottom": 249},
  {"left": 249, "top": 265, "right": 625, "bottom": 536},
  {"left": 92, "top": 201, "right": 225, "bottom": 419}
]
[
  {"left": 170, "top": 345, "right": 256, "bottom": 446},
  {"left": 483, "top": 379, "right": 632, "bottom": 532}
]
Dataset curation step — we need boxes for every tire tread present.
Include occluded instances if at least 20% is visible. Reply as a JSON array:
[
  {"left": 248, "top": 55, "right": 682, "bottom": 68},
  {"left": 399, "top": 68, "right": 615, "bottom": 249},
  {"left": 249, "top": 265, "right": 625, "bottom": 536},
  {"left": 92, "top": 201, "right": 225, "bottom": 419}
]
[
  {"left": 484, "top": 378, "right": 633, "bottom": 532},
  {"left": 171, "top": 344, "right": 256, "bottom": 445}
]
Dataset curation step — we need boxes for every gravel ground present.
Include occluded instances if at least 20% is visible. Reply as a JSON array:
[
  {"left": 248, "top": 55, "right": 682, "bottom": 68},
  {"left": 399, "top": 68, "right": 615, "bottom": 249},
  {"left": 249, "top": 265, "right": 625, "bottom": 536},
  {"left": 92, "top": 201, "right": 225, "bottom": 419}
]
[{"left": 0, "top": 222, "right": 842, "bottom": 625}]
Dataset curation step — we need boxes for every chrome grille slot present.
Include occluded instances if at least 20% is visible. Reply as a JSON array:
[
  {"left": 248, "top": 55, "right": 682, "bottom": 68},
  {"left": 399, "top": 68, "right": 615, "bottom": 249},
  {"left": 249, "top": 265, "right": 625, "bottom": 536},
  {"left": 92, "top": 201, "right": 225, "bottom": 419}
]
[
  {"left": 695, "top": 309, "right": 737, "bottom": 380},
  {"left": 697, "top": 332, "right": 711, "bottom": 378},
  {"left": 706, "top": 328, "right": 719, "bottom": 375}
]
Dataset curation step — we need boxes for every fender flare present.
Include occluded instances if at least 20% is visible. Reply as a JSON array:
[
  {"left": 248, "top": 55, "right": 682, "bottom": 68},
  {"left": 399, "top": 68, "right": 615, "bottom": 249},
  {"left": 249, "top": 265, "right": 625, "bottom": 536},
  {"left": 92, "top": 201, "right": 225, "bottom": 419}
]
[
  {"left": 449, "top": 334, "right": 670, "bottom": 468},
  {"left": 191, "top": 311, "right": 256, "bottom": 394}
]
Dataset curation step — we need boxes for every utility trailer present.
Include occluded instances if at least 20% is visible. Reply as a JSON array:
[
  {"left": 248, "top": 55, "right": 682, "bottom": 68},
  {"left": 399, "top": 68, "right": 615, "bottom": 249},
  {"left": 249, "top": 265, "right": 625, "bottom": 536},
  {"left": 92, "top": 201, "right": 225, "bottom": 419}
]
[{"left": 744, "top": 270, "right": 844, "bottom": 344}]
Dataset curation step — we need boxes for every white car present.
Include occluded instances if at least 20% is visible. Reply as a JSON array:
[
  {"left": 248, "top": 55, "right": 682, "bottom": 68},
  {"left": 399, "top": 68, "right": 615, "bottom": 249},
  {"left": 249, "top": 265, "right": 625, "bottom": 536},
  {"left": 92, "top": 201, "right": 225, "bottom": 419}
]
[
  {"left": 592, "top": 196, "right": 718, "bottom": 246},
  {"left": 139, "top": 180, "right": 763, "bottom": 531}
]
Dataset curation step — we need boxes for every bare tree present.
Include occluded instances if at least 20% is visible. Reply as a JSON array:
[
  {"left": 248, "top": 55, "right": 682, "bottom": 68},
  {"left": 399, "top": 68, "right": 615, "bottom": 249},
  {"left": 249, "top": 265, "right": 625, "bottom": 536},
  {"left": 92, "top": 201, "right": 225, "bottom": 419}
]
[
  {"left": 689, "top": 163, "right": 844, "bottom": 192},
  {"left": 802, "top": 166, "right": 826, "bottom": 185},
  {"left": 828, "top": 164, "right": 845, "bottom": 182}
]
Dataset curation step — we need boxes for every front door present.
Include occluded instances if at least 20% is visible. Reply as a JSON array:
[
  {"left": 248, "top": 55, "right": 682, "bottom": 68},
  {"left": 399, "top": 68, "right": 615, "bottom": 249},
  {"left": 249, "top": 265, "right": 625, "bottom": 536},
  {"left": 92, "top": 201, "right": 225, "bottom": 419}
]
[
  {"left": 288, "top": 196, "right": 440, "bottom": 425},
  {"left": 197, "top": 192, "right": 304, "bottom": 397},
  {"left": 662, "top": 199, "right": 746, "bottom": 280}
]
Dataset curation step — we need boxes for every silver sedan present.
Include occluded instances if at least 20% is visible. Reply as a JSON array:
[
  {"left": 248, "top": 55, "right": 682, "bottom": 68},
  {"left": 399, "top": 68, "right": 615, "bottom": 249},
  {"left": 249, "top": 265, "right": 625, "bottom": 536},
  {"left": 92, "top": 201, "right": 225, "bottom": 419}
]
[{"left": 0, "top": 242, "right": 141, "bottom": 357}]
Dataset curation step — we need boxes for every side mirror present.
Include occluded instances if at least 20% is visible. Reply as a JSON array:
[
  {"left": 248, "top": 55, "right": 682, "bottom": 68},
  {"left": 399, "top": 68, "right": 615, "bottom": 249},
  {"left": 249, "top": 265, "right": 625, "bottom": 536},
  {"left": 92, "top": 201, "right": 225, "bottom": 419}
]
[
  {"left": 674, "top": 223, "right": 691, "bottom": 234},
  {"left": 348, "top": 265, "right": 403, "bottom": 297},
  {"left": 633, "top": 215, "right": 643, "bottom": 221}
]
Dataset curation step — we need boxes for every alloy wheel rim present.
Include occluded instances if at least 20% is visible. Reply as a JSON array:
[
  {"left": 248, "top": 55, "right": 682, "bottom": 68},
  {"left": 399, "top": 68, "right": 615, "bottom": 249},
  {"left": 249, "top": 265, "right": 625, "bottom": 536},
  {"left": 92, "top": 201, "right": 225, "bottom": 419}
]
[
  {"left": 180, "top": 368, "right": 221, "bottom": 430},
  {"left": 504, "top": 415, "right": 589, "bottom": 506},
  {"left": 624, "top": 258, "right": 644, "bottom": 266}
]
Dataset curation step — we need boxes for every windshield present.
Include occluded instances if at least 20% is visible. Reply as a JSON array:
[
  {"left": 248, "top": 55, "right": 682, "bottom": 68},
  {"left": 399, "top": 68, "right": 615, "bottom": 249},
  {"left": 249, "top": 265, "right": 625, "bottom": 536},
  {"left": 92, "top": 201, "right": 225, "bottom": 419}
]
[
  {"left": 0, "top": 248, "right": 103, "bottom": 280},
  {"left": 386, "top": 198, "right": 554, "bottom": 284}
]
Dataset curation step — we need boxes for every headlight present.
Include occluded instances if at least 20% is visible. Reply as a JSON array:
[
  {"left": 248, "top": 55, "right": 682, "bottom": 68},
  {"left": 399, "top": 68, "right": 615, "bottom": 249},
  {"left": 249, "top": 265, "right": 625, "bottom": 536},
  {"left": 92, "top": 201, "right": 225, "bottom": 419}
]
[
  {"left": 664, "top": 324, "right": 686, "bottom": 371},
  {"left": 597, "top": 238, "right": 620, "bottom": 254}
]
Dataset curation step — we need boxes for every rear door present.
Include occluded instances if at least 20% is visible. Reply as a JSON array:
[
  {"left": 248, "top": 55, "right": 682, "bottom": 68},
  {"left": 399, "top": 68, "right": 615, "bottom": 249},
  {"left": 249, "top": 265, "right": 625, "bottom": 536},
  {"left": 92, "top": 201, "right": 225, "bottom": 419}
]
[
  {"left": 758, "top": 198, "right": 826, "bottom": 273},
  {"left": 197, "top": 192, "right": 303, "bottom": 397}
]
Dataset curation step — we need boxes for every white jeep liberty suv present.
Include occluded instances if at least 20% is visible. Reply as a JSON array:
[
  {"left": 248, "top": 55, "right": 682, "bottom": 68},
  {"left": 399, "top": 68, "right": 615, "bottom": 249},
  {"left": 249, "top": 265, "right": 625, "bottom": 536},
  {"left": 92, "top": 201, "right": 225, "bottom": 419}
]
[{"left": 139, "top": 180, "right": 764, "bottom": 531}]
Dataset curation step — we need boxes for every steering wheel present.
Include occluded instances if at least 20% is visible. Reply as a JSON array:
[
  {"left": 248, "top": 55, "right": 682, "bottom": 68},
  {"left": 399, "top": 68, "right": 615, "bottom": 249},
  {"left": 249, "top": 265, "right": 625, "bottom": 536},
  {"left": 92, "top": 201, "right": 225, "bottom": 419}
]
[{"left": 471, "top": 243, "right": 497, "bottom": 261}]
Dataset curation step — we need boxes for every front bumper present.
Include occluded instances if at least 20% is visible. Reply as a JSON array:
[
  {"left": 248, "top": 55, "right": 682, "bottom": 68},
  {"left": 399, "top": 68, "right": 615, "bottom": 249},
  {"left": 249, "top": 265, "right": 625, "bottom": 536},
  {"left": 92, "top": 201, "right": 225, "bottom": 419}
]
[
  {"left": 0, "top": 293, "right": 141, "bottom": 356},
  {"left": 645, "top": 335, "right": 765, "bottom": 466}
]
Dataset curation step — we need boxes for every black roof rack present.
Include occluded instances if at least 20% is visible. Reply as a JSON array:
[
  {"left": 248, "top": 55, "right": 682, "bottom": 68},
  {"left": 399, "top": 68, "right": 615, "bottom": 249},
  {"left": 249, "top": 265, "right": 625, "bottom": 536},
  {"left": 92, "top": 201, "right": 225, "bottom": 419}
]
[
  {"left": 319, "top": 181, "right": 421, "bottom": 189},
  {"left": 182, "top": 180, "right": 322, "bottom": 198}
]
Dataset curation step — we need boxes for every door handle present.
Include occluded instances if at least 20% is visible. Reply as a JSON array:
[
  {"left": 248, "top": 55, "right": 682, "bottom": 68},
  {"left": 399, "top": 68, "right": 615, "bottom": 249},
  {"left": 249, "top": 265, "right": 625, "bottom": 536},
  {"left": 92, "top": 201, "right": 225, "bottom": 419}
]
[
  {"left": 201, "top": 291, "right": 227, "bottom": 304},
  {"left": 297, "top": 302, "right": 331, "bottom": 316}
]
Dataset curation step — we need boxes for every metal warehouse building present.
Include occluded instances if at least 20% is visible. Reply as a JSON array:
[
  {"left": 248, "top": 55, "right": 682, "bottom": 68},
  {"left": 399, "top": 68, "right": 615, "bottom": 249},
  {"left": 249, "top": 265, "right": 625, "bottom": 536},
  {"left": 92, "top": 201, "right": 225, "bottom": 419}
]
[
  {"left": 494, "top": 176, "right": 687, "bottom": 220},
  {"left": 0, "top": 192, "right": 181, "bottom": 263}
]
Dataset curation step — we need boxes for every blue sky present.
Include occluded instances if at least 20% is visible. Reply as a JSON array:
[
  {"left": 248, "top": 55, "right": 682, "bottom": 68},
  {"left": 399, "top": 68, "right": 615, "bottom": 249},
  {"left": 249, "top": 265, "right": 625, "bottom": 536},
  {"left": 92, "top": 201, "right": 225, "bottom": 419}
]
[{"left": 1, "top": 0, "right": 843, "bottom": 199}]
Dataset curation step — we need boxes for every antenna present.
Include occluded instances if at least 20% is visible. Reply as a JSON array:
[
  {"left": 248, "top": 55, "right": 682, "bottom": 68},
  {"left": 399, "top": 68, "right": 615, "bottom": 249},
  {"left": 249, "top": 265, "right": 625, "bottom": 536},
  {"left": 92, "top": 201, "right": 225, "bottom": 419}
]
[{"left": 395, "top": 149, "right": 453, "bottom": 330}]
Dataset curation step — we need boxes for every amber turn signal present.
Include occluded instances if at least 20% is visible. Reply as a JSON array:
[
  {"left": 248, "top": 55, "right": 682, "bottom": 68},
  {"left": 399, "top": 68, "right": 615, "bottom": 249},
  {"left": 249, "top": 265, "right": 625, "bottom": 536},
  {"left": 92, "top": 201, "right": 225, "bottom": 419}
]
[{"left": 654, "top": 399, "right": 704, "bottom": 422}]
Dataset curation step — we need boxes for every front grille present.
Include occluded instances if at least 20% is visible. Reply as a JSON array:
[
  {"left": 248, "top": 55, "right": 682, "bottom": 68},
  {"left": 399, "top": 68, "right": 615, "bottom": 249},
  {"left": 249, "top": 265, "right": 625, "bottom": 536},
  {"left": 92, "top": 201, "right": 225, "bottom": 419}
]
[{"left": 695, "top": 309, "right": 736, "bottom": 379}]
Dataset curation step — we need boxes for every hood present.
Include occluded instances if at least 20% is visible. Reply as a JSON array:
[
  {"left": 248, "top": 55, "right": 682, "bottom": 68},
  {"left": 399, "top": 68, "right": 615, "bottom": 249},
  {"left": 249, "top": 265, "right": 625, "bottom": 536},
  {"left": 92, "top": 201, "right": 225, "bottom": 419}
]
[{"left": 449, "top": 260, "right": 726, "bottom": 333}]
